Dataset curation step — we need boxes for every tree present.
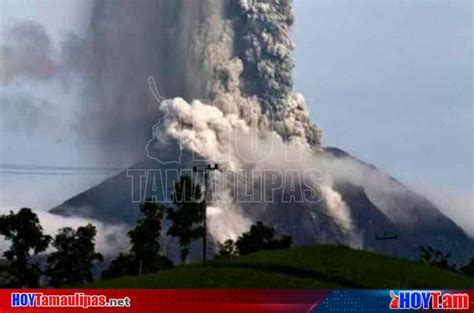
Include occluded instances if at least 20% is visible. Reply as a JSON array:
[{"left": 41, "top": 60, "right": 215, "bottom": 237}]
[
  {"left": 129, "top": 201, "right": 172, "bottom": 275},
  {"left": 167, "top": 176, "right": 204, "bottom": 263},
  {"left": 419, "top": 245, "right": 454, "bottom": 271},
  {"left": 102, "top": 253, "right": 137, "bottom": 278},
  {"left": 461, "top": 258, "right": 474, "bottom": 277},
  {"left": 46, "top": 224, "right": 103, "bottom": 286},
  {"left": 235, "top": 221, "right": 292, "bottom": 255},
  {"left": 217, "top": 239, "right": 238, "bottom": 258},
  {"left": 0, "top": 208, "right": 51, "bottom": 287},
  {"left": 104, "top": 201, "right": 172, "bottom": 278}
]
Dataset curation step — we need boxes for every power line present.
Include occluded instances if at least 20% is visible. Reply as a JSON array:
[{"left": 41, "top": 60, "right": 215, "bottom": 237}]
[
  {"left": 193, "top": 164, "right": 219, "bottom": 262},
  {"left": 0, "top": 163, "right": 126, "bottom": 176},
  {"left": 0, "top": 163, "right": 126, "bottom": 171},
  {"left": 0, "top": 170, "right": 118, "bottom": 176}
]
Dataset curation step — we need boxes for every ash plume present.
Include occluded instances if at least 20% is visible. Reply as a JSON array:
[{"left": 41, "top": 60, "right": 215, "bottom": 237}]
[
  {"left": 64, "top": 0, "right": 230, "bottom": 164},
  {"left": 232, "top": 0, "right": 320, "bottom": 148},
  {"left": 0, "top": 0, "right": 319, "bottom": 165},
  {"left": 145, "top": 0, "right": 350, "bottom": 246},
  {"left": 234, "top": 0, "right": 294, "bottom": 104}
]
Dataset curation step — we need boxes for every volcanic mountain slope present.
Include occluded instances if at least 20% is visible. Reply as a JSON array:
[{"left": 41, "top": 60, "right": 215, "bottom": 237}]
[{"left": 50, "top": 147, "right": 474, "bottom": 263}]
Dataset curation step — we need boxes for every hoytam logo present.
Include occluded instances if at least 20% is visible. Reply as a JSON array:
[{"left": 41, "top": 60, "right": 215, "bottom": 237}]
[
  {"left": 390, "top": 290, "right": 469, "bottom": 310},
  {"left": 11, "top": 292, "right": 131, "bottom": 308}
]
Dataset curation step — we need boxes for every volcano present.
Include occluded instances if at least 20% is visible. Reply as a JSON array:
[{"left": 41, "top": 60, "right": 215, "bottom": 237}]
[
  {"left": 49, "top": 0, "right": 473, "bottom": 265},
  {"left": 50, "top": 147, "right": 474, "bottom": 263}
]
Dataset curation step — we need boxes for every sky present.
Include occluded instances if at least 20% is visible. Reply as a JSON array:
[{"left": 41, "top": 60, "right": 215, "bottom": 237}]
[
  {"left": 0, "top": 0, "right": 104, "bottom": 210},
  {"left": 293, "top": 0, "right": 473, "bottom": 232},
  {"left": 0, "top": 0, "right": 472, "bottom": 232}
]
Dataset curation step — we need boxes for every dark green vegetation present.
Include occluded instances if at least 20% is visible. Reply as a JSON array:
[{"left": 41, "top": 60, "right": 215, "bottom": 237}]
[
  {"left": 462, "top": 259, "right": 474, "bottom": 276},
  {"left": 419, "top": 245, "right": 456, "bottom": 271},
  {"left": 167, "top": 176, "right": 204, "bottom": 263},
  {"left": 46, "top": 224, "right": 103, "bottom": 287},
  {"left": 217, "top": 222, "right": 292, "bottom": 258},
  {"left": 232, "top": 221, "right": 292, "bottom": 255},
  {"left": 104, "top": 176, "right": 204, "bottom": 278},
  {"left": 103, "top": 202, "right": 173, "bottom": 278},
  {"left": 84, "top": 245, "right": 474, "bottom": 288},
  {"left": 2, "top": 173, "right": 474, "bottom": 288},
  {"left": 0, "top": 208, "right": 101, "bottom": 287},
  {"left": 0, "top": 208, "right": 51, "bottom": 287},
  {"left": 103, "top": 175, "right": 292, "bottom": 279}
]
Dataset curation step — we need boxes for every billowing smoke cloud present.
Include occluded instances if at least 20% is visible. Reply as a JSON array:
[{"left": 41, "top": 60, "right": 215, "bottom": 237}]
[
  {"left": 234, "top": 0, "right": 294, "bottom": 105},
  {"left": 232, "top": 0, "right": 320, "bottom": 147},
  {"left": 1, "top": 1, "right": 230, "bottom": 165},
  {"left": 0, "top": 19, "right": 85, "bottom": 86},
  {"left": 0, "top": 19, "right": 88, "bottom": 143},
  {"left": 0, "top": 21, "right": 59, "bottom": 85},
  {"left": 143, "top": 0, "right": 349, "bottom": 246},
  {"left": 147, "top": 0, "right": 322, "bottom": 158},
  {"left": 66, "top": 0, "right": 232, "bottom": 165},
  {"left": 1, "top": 0, "right": 320, "bottom": 164},
  {"left": 145, "top": 94, "right": 356, "bottom": 244},
  {"left": 138, "top": 0, "right": 472, "bottom": 254}
]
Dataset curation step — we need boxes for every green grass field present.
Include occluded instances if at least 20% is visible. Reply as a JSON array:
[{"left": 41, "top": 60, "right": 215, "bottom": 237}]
[{"left": 84, "top": 245, "right": 474, "bottom": 288}]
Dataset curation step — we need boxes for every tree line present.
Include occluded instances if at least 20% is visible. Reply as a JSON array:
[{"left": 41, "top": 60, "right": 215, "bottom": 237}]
[
  {"left": 0, "top": 208, "right": 101, "bottom": 287},
  {"left": 0, "top": 175, "right": 292, "bottom": 287},
  {"left": 418, "top": 245, "right": 474, "bottom": 275},
  {"left": 4, "top": 174, "right": 471, "bottom": 288}
]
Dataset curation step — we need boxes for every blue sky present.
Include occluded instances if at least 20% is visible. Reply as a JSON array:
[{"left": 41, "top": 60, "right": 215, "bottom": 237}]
[
  {"left": 0, "top": 0, "right": 472, "bottom": 232},
  {"left": 294, "top": 0, "right": 472, "bottom": 192}
]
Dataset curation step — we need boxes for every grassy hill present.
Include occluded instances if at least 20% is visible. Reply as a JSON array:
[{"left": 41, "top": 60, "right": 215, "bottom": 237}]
[{"left": 84, "top": 245, "right": 474, "bottom": 288}]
